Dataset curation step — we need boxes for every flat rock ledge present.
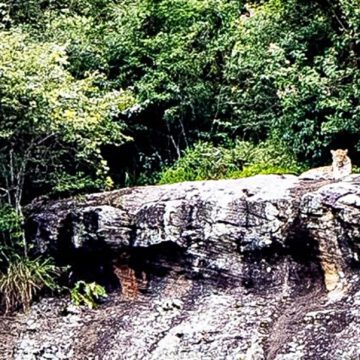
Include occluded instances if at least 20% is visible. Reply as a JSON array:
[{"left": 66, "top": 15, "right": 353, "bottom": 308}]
[{"left": 3, "top": 175, "right": 360, "bottom": 360}]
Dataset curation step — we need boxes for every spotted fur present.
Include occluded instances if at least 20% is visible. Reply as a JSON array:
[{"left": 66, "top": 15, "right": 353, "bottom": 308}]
[{"left": 299, "top": 149, "right": 352, "bottom": 181}]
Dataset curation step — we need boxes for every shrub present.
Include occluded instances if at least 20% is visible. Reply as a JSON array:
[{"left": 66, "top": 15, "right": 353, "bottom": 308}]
[
  {"left": 0, "top": 204, "right": 64, "bottom": 314},
  {"left": 158, "top": 140, "right": 303, "bottom": 184},
  {"left": 228, "top": 164, "right": 299, "bottom": 179},
  {"left": 158, "top": 141, "right": 250, "bottom": 184},
  {"left": 70, "top": 281, "right": 107, "bottom": 309},
  {"left": 0, "top": 256, "right": 61, "bottom": 313}
]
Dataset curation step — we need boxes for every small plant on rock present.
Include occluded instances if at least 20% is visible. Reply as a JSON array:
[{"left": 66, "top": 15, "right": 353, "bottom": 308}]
[{"left": 70, "top": 281, "right": 107, "bottom": 309}]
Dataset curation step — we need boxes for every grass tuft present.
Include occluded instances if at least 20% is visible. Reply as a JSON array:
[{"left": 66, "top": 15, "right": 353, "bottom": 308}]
[{"left": 0, "top": 256, "right": 61, "bottom": 313}]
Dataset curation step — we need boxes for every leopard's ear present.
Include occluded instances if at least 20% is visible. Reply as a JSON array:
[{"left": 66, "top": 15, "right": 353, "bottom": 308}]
[
  {"left": 331, "top": 150, "right": 335, "bottom": 155},
  {"left": 344, "top": 149, "right": 348, "bottom": 154}
]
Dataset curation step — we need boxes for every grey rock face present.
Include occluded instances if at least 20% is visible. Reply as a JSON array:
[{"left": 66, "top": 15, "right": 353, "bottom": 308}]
[
  {"left": 301, "top": 179, "right": 360, "bottom": 295},
  {"left": 27, "top": 175, "right": 299, "bottom": 264},
  {"left": 5, "top": 175, "right": 359, "bottom": 359}
]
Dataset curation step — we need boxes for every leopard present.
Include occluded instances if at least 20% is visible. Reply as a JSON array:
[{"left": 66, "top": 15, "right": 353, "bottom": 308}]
[{"left": 299, "top": 149, "right": 352, "bottom": 181}]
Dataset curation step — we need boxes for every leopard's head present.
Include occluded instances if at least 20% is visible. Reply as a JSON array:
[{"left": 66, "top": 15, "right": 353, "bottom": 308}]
[{"left": 331, "top": 149, "right": 348, "bottom": 166}]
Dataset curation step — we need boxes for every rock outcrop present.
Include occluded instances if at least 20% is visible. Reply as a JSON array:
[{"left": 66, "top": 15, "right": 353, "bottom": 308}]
[
  {"left": 2, "top": 175, "right": 360, "bottom": 359},
  {"left": 301, "top": 181, "right": 360, "bottom": 297}
]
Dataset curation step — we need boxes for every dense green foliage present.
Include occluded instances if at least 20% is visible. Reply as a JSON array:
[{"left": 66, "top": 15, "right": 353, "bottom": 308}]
[
  {"left": 2, "top": 0, "right": 358, "bottom": 178},
  {"left": 0, "top": 0, "right": 359, "bottom": 311},
  {"left": 221, "top": 0, "right": 360, "bottom": 162},
  {"left": 0, "top": 31, "right": 134, "bottom": 205},
  {"left": 158, "top": 141, "right": 302, "bottom": 184},
  {"left": 70, "top": 280, "right": 107, "bottom": 309}
]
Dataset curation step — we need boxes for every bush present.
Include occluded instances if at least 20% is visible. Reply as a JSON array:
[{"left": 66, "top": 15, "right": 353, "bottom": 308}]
[
  {"left": 228, "top": 164, "right": 299, "bottom": 179},
  {"left": 70, "top": 281, "right": 107, "bottom": 309},
  {"left": 0, "top": 204, "right": 64, "bottom": 313},
  {"left": 0, "top": 255, "right": 61, "bottom": 313},
  {"left": 158, "top": 141, "right": 244, "bottom": 184},
  {"left": 158, "top": 140, "right": 303, "bottom": 184}
]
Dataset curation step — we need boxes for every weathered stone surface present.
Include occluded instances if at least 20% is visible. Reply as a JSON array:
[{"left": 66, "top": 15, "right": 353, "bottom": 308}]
[
  {"left": 301, "top": 178, "right": 360, "bottom": 296},
  {"left": 26, "top": 175, "right": 303, "bottom": 283},
  {"left": 27, "top": 175, "right": 300, "bottom": 253},
  {"left": 2, "top": 174, "right": 360, "bottom": 359}
]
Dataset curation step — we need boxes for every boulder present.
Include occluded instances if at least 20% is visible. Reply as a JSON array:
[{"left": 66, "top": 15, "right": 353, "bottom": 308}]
[
  {"left": 5, "top": 174, "right": 359, "bottom": 360},
  {"left": 26, "top": 175, "right": 304, "bottom": 283}
]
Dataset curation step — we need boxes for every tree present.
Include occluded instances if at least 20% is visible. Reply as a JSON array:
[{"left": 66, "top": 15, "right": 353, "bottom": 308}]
[
  {"left": 99, "top": 0, "right": 242, "bottom": 178},
  {"left": 0, "top": 30, "right": 134, "bottom": 244},
  {"left": 220, "top": 0, "right": 360, "bottom": 162}
]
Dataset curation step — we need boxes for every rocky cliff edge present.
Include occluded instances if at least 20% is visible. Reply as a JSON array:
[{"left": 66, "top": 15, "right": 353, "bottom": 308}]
[{"left": 2, "top": 175, "right": 360, "bottom": 359}]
